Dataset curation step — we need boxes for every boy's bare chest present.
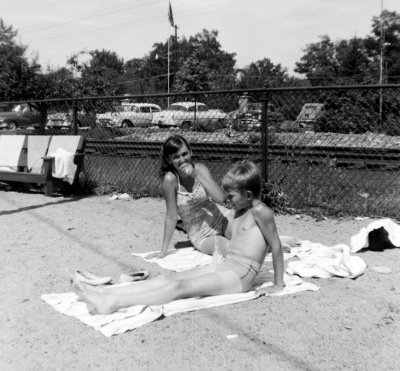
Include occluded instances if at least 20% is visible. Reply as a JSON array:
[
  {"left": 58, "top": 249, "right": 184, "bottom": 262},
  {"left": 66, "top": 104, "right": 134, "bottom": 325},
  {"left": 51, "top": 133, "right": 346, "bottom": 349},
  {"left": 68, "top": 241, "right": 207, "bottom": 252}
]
[{"left": 231, "top": 211, "right": 261, "bottom": 239}]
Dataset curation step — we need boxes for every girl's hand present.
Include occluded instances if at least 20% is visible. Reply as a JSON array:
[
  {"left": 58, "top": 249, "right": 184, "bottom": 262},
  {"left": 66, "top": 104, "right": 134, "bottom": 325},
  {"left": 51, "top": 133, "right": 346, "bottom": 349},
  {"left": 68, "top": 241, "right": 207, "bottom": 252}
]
[
  {"left": 145, "top": 251, "right": 168, "bottom": 259},
  {"left": 180, "top": 162, "right": 195, "bottom": 176}
]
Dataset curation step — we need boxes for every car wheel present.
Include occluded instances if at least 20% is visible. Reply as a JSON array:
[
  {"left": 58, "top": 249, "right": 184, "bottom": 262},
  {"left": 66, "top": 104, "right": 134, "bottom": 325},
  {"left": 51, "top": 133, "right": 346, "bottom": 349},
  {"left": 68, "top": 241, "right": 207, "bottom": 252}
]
[
  {"left": 122, "top": 120, "right": 131, "bottom": 128},
  {"left": 8, "top": 121, "right": 17, "bottom": 130},
  {"left": 181, "top": 122, "right": 191, "bottom": 130}
]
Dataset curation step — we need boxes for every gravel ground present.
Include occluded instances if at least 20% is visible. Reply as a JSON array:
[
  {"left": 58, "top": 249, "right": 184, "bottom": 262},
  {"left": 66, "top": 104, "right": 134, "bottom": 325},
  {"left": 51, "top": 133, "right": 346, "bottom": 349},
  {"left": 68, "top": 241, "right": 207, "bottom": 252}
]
[{"left": 1, "top": 190, "right": 399, "bottom": 371}]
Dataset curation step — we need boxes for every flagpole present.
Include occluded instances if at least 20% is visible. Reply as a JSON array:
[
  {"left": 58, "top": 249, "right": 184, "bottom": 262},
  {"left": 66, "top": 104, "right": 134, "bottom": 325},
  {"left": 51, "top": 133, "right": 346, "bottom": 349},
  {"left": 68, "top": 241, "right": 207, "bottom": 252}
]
[{"left": 167, "top": 35, "right": 170, "bottom": 106}]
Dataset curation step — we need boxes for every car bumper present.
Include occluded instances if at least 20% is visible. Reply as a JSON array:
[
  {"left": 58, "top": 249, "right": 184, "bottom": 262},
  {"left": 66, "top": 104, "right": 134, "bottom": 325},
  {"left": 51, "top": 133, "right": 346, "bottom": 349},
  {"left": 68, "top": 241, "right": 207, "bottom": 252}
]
[{"left": 155, "top": 119, "right": 176, "bottom": 127}]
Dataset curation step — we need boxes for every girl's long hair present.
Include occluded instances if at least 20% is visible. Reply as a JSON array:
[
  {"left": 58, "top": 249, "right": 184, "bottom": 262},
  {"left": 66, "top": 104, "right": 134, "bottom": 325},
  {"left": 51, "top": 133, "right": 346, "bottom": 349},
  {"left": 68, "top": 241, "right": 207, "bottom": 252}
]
[{"left": 159, "top": 135, "right": 191, "bottom": 178}]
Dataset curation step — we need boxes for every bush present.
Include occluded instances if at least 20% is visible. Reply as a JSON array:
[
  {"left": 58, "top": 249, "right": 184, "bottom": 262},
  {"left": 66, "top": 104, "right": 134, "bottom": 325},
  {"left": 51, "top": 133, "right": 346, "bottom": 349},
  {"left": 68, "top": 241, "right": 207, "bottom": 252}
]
[{"left": 260, "top": 181, "right": 289, "bottom": 212}]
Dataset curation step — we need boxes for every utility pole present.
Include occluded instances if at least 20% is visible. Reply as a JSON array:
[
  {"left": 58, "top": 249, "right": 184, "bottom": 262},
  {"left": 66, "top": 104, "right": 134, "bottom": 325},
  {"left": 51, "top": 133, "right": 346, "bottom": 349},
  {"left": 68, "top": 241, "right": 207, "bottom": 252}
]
[{"left": 379, "top": 0, "right": 384, "bottom": 126}]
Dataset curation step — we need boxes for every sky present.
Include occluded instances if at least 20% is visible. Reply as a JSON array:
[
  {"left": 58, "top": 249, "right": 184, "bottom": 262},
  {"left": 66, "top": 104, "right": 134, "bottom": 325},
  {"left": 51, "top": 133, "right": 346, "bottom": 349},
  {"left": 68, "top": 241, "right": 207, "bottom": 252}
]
[{"left": 2, "top": 0, "right": 399, "bottom": 76}]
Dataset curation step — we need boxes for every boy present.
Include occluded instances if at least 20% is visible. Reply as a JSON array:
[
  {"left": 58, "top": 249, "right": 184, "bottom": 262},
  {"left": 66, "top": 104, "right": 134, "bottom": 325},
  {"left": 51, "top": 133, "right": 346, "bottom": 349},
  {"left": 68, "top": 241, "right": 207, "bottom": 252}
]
[{"left": 73, "top": 160, "right": 284, "bottom": 314}]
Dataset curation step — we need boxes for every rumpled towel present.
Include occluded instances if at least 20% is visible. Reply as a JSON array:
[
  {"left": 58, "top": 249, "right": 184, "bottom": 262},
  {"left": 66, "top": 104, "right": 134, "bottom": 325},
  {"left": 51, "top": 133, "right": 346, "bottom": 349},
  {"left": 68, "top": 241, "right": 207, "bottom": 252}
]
[
  {"left": 41, "top": 273, "right": 319, "bottom": 337},
  {"left": 49, "top": 147, "right": 77, "bottom": 184},
  {"left": 134, "top": 247, "right": 213, "bottom": 272},
  {"left": 350, "top": 218, "right": 400, "bottom": 253},
  {"left": 286, "top": 241, "right": 367, "bottom": 279}
]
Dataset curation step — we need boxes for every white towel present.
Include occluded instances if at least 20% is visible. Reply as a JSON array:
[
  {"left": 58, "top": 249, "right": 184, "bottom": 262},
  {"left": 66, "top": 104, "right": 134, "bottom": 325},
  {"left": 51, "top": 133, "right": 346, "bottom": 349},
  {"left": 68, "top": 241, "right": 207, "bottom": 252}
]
[
  {"left": 286, "top": 241, "right": 367, "bottom": 279},
  {"left": 350, "top": 218, "right": 400, "bottom": 253},
  {"left": 41, "top": 292, "right": 163, "bottom": 337},
  {"left": 162, "top": 274, "right": 319, "bottom": 316},
  {"left": 134, "top": 236, "right": 300, "bottom": 272},
  {"left": 134, "top": 247, "right": 213, "bottom": 272},
  {"left": 49, "top": 147, "right": 77, "bottom": 184},
  {"left": 41, "top": 273, "right": 319, "bottom": 337}
]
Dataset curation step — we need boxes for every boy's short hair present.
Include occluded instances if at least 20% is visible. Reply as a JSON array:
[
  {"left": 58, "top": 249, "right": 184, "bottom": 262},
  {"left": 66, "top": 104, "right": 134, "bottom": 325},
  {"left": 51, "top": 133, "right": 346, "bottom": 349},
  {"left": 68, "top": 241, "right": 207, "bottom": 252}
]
[{"left": 222, "top": 160, "right": 262, "bottom": 197}]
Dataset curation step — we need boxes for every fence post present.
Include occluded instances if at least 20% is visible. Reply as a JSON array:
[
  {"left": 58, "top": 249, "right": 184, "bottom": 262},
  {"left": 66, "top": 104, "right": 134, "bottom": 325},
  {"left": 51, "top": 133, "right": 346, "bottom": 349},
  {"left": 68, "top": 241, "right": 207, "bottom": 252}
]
[
  {"left": 72, "top": 102, "right": 78, "bottom": 135},
  {"left": 261, "top": 86, "right": 269, "bottom": 182}
]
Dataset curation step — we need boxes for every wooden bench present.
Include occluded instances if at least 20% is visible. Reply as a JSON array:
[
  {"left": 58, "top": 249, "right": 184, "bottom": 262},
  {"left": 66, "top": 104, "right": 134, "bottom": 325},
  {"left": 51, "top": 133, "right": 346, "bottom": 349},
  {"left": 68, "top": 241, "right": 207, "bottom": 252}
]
[{"left": 0, "top": 135, "right": 85, "bottom": 196}]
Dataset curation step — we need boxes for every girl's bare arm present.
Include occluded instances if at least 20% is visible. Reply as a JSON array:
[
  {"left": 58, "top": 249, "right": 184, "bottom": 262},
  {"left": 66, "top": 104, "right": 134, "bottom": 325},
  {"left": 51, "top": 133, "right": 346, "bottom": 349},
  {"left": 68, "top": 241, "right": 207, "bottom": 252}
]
[
  {"left": 194, "top": 163, "right": 227, "bottom": 203},
  {"left": 146, "top": 173, "right": 178, "bottom": 259}
]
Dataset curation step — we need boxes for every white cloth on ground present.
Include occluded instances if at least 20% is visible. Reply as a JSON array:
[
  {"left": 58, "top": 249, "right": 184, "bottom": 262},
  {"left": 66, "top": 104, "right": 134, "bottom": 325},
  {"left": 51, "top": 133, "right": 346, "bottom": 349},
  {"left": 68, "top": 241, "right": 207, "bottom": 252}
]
[
  {"left": 286, "top": 241, "right": 367, "bottom": 279},
  {"left": 49, "top": 147, "right": 76, "bottom": 184},
  {"left": 133, "top": 248, "right": 299, "bottom": 271},
  {"left": 41, "top": 292, "right": 162, "bottom": 337},
  {"left": 134, "top": 235, "right": 300, "bottom": 272},
  {"left": 41, "top": 273, "right": 318, "bottom": 337},
  {"left": 350, "top": 218, "right": 400, "bottom": 253}
]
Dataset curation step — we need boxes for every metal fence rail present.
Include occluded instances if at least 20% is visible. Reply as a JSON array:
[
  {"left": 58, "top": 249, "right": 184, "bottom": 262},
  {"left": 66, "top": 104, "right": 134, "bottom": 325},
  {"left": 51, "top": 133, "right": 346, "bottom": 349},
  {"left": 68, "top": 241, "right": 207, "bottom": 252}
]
[{"left": 1, "top": 85, "right": 399, "bottom": 217}]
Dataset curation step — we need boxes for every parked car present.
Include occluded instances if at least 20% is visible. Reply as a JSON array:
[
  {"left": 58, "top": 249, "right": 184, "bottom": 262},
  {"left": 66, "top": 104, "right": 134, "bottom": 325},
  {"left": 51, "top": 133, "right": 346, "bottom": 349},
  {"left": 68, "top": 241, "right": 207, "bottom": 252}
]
[
  {"left": 0, "top": 103, "right": 46, "bottom": 130},
  {"left": 296, "top": 103, "right": 325, "bottom": 129},
  {"left": 96, "top": 103, "right": 161, "bottom": 128},
  {"left": 46, "top": 109, "right": 96, "bottom": 130},
  {"left": 192, "top": 109, "right": 227, "bottom": 132},
  {"left": 0, "top": 103, "right": 14, "bottom": 113},
  {"left": 152, "top": 102, "right": 227, "bottom": 129},
  {"left": 231, "top": 103, "right": 284, "bottom": 131}
]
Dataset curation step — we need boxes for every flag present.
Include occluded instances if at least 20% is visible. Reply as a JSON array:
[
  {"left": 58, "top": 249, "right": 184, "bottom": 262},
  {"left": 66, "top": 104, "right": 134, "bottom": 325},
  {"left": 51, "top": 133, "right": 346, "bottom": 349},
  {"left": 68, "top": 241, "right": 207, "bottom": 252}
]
[{"left": 168, "top": 1, "right": 174, "bottom": 27}]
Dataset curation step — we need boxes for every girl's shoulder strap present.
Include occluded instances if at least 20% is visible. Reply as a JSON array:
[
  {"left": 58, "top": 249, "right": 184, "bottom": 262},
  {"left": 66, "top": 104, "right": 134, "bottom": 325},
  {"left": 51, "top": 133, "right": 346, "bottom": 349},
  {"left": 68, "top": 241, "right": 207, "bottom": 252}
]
[{"left": 173, "top": 171, "right": 182, "bottom": 191}]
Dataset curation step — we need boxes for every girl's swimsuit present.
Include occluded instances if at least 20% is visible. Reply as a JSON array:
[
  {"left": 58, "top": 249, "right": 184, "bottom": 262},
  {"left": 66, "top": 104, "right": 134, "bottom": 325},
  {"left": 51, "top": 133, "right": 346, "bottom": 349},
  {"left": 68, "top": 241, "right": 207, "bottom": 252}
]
[
  {"left": 216, "top": 252, "right": 262, "bottom": 292},
  {"left": 176, "top": 174, "right": 226, "bottom": 252}
]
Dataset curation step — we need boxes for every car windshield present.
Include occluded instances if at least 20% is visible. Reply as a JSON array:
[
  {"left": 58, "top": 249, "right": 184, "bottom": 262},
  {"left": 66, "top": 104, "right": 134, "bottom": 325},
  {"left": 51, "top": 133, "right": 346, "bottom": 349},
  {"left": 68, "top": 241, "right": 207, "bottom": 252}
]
[
  {"left": 248, "top": 103, "right": 261, "bottom": 111},
  {"left": 12, "top": 105, "right": 24, "bottom": 113}
]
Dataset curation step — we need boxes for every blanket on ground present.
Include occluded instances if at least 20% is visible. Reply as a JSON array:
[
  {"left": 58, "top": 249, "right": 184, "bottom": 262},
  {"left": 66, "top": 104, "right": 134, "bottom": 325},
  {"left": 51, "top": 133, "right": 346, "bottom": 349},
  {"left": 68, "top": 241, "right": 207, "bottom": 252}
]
[
  {"left": 42, "top": 245, "right": 319, "bottom": 337},
  {"left": 134, "top": 235, "right": 300, "bottom": 272},
  {"left": 41, "top": 273, "right": 318, "bottom": 337},
  {"left": 287, "top": 241, "right": 367, "bottom": 279},
  {"left": 136, "top": 239, "right": 366, "bottom": 280}
]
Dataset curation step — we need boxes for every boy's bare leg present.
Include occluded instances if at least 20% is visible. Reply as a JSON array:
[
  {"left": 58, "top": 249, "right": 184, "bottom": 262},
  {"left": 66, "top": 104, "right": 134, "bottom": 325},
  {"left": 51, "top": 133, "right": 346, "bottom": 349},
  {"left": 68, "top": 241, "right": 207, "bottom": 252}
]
[
  {"left": 74, "top": 264, "right": 221, "bottom": 299},
  {"left": 74, "top": 269, "right": 242, "bottom": 314}
]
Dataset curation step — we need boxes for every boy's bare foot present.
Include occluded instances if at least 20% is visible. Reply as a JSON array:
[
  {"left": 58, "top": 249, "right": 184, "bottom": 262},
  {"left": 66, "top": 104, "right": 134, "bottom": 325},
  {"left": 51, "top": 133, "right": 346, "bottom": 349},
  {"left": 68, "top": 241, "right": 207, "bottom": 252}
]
[{"left": 71, "top": 278, "right": 117, "bottom": 314}]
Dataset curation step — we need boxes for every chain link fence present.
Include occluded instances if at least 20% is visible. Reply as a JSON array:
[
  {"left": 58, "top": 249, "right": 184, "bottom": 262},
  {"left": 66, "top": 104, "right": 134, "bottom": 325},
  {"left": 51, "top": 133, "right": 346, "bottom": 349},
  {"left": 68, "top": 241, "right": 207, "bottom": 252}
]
[{"left": 0, "top": 85, "right": 399, "bottom": 217}]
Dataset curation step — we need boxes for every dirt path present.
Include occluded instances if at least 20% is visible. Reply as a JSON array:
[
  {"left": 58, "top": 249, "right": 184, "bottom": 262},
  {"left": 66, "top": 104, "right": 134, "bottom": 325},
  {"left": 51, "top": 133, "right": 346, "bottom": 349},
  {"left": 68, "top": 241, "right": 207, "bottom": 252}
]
[{"left": 1, "top": 190, "right": 399, "bottom": 370}]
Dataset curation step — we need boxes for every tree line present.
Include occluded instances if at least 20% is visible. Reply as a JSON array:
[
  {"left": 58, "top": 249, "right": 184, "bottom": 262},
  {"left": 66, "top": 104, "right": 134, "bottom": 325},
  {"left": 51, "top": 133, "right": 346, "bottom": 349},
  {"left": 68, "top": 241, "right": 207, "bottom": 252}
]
[{"left": 0, "top": 10, "right": 399, "bottom": 102}]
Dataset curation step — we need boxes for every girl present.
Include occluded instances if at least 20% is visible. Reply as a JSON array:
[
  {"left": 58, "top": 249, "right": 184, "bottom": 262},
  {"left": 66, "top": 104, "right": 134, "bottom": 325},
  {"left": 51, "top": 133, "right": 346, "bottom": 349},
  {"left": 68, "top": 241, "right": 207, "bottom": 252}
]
[{"left": 146, "top": 135, "right": 229, "bottom": 258}]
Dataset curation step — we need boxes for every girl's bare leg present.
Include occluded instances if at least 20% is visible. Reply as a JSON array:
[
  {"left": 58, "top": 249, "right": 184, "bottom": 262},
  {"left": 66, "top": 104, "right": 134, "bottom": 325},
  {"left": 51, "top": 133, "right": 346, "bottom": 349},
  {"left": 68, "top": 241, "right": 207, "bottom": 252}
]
[
  {"left": 197, "top": 235, "right": 230, "bottom": 255},
  {"left": 74, "top": 268, "right": 242, "bottom": 314}
]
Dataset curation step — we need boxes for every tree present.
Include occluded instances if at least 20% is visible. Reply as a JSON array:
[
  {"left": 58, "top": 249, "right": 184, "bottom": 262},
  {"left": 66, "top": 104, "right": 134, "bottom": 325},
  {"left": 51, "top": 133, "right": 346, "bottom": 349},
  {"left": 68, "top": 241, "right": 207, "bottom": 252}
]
[
  {"left": 294, "top": 35, "right": 339, "bottom": 85},
  {"left": 237, "top": 58, "right": 292, "bottom": 88},
  {"left": 124, "top": 29, "right": 236, "bottom": 94},
  {"left": 67, "top": 49, "right": 125, "bottom": 97},
  {"left": 335, "top": 38, "right": 371, "bottom": 83},
  {"left": 173, "top": 29, "right": 236, "bottom": 92},
  {"left": 365, "top": 10, "right": 400, "bottom": 84},
  {"left": 0, "top": 18, "right": 41, "bottom": 100}
]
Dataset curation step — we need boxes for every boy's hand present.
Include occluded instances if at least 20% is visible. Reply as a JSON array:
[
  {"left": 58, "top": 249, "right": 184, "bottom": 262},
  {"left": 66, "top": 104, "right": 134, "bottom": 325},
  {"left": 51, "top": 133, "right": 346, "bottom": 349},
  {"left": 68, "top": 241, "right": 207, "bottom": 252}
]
[{"left": 262, "top": 284, "right": 285, "bottom": 295}]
